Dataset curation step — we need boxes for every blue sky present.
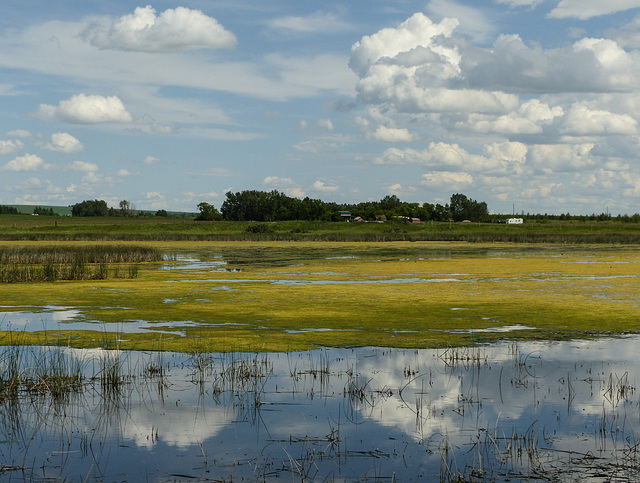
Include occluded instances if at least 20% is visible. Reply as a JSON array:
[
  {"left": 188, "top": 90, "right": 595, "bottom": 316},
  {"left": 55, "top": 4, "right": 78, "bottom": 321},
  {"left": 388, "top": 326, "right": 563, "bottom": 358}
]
[{"left": 2, "top": 0, "right": 640, "bottom": 215}]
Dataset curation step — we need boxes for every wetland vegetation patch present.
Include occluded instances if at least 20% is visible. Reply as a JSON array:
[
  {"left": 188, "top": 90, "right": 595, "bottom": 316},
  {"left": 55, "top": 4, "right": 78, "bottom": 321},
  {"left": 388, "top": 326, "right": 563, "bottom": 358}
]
[
  {"left": 1, "top": 241, "right": 639, "bottom": 351},
  {"left": 0, "top": 244, "right": 162, "bottom": 282}
]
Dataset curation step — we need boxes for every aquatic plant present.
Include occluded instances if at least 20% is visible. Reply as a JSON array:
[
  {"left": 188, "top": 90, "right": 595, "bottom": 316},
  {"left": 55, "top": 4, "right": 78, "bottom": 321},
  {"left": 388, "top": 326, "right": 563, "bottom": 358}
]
[{"left": 0, "top": 346, "right": 83, "bottom": 403}]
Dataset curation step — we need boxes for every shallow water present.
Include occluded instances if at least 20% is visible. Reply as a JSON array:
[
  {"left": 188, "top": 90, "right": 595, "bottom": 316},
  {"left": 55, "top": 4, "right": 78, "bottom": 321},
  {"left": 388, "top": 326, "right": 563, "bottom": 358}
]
[
  {"left": 1, "top": 338, "right": 640, "bottom": 481},
  {"left": 0, "top": 307, "right": 193, "bottom": 335}
]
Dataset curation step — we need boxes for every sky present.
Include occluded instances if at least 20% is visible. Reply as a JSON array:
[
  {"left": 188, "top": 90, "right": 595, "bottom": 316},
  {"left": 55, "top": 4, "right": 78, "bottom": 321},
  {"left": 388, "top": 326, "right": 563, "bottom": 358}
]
[{"left": 2, "top": 0, "right": 640, "bottom": 215}]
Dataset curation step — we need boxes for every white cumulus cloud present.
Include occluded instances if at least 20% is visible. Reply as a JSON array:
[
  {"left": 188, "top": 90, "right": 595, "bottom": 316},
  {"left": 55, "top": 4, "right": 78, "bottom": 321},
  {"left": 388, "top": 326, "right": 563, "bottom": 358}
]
[
  {"left": 66, "top": 161, "right": 98, "bottom": 172},
  {"left": 43, "top": 132, "right": 84, "bottom": 153},
  {"left": 420, "top": 171, "right": 474, "bottom": 189},
  {"left": 143, "top": 156, "right": 160, "bottom": 165},
  {"left": 561, "top": 102, "right": 638, "bottom": 135},
  {"left": 317, "top": 118, "right": 334, "bottom": 131},
  {"left": 350, "top": 13, "right": 519, "bottom": 113},
  {"left": 427, "top": 0, "right": 494, "bottom": 43},
  {"left": 37, "top": 94, "right": 133, "bottom": 124},
  {"left": 548, "top": 0, "right": 640, "bottom": 20},
  {"left": 263, "top": 176, "right": 305, "bottom": 198},
  {"left": 83, "top": 5, "right": 237, "bottom": 52},
  {"left": 494, "top": 0, "right": 543, "bottom": 7},
  {"left": 463, "top": 100, "right": 564, "bottom": 135},
  {"left": 0, "top": 139, "right": 24, "bottom": 155},
  {"left": 313, "top": 180, "right": 339, "bottom": 192},
  {"left": 375, "top": 143, "right": 508, "bottom": 172},
  {"left": 3, "top": 154, "right": 44, "bottom": 171},
  {"left": 528, "top": 143, "right": 595, "bottom": 172},
  {"left": 484, "top": 141, "right": 528, "bottom": 162},
  {"left": 372, "top": 126, "right": 418, "bottom": 142}
]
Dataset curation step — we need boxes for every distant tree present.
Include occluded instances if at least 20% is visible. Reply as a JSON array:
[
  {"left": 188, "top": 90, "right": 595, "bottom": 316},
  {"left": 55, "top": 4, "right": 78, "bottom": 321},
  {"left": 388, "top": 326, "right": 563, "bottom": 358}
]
[
  {"left": 195, "top": 202, "right": 223, "bottom": 221},
  {"left": 221, "top": 190, "right": 283, "bottom": 221},
  {"left": 71, "top": 199, "right": 109, "bottom": 217},
  {"left": 33, "top": 206, "right": 56, "bottom": 216},
  {"left": 119, "top": 200, "right": 134, "bottom": 217},
  {"left": 379, "top": 195, "right": 402, "bottom": 211},
  {"left": 449, "top": 193, "right": 488, "bottom": 222},
  {"left": 0, "top": 205, "right": 18, "bottom": 215},
  {"left": 155, "top": 209, "right": 168, "bottom": 217}
]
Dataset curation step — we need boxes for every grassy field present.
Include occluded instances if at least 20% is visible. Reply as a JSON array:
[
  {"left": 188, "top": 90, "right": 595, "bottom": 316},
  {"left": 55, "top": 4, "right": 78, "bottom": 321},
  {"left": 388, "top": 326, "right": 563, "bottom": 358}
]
[
  {"left": 0, "top": 238, "right": 638, "bottom": 352},
  {"left": 2, "top": 214, "right": 640, "bottom": 243}
]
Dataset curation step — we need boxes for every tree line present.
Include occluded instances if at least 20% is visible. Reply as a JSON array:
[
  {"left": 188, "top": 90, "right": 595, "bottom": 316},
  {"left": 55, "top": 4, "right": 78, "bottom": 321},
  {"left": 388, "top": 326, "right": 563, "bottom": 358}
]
[
  {"left": 69, "top": 199, "right": 169, "bottom": 218},
  {"left": 3, "top": 191, "right": 636, "bottom": 223},
  {"left": 194, "top": 190, "right": 489, "bottom": 222},
  {"left": 0, "top": 206, "right": 56, "bottom": 216}
]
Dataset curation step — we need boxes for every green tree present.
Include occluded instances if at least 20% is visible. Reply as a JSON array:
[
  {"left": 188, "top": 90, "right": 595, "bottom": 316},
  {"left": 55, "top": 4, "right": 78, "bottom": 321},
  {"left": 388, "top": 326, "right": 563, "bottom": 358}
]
[
  {"left": 379, "top": 195, "right": 402, "bottom": 211},
  {"left": 449, "top": 193, "right": 488, "bottom": 222},
  {"left": 195, "top": 202, "right": 222, "bottom": 221},
  {"left": 0, "top": 205, "right": 18, "bottom": 215},
  {"left": 71, "top": 199, "right": 109, "bottom": 217},
  {"left": 119, "top": 200, "right": 134, "bottom": 217},
  {"left": 33, "top": 206, "right": 55, "bottom": 216}
]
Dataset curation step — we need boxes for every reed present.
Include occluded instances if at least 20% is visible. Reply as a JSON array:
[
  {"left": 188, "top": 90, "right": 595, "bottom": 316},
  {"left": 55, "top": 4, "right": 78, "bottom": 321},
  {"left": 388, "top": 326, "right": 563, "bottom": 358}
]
[
  {"left": 0, "top": 245, "right": 161, "bottom": 282},
  {"left": 0, "top": 346, "right": 84, "bottom": 403},
  {"left": 0, "top": 244, "right": 162, "bottom": 264}
]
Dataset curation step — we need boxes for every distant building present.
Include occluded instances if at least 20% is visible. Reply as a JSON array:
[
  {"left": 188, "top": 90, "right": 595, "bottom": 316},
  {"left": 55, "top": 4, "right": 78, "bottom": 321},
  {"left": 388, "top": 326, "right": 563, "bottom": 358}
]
[
  {"left": 339, "top": 211, "right": 352, "bottom": 221},
  {"left": 506, "top": 218, "right": 523, "bottom": 225}
]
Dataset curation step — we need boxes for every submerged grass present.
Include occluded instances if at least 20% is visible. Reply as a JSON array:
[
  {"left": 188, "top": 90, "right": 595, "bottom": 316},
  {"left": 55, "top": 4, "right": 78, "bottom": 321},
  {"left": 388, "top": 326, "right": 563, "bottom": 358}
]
[{"left": 1, "top": 241, "right": 639, "bottom": 351}]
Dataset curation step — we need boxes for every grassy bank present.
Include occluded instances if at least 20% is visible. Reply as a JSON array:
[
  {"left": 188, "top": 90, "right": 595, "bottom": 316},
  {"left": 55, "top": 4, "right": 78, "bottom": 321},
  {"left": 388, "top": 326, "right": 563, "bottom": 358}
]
[{"left": 2, "top": 215, "right": 640, "bottom": 243}]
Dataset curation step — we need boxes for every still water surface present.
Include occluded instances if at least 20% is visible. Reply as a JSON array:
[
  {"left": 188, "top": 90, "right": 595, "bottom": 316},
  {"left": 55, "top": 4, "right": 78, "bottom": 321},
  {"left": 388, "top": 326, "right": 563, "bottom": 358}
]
[{"left": 1, "top": 337, "right": 639, "bottom": 481}]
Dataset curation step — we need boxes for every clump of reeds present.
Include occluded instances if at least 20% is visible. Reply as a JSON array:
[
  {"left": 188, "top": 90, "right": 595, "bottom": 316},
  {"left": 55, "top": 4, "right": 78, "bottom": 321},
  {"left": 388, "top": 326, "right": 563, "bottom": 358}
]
[
  {"left": 0, "top": 245, "right": 162, "bottom": 264},
  {"left": 438, "top": 347, "right": 487, "bottom": 368},
  {"left": 0, "top": 245, "right": 161, "bottom": 282},
  {"left": 0, "top": 346, "right": 84, "bottom": 404},
  {"left": 604, "top": 371, "right": 634, "bottom": 407},
  {"left": 91, "top": 351, "right": 125, "bottom": 405}
]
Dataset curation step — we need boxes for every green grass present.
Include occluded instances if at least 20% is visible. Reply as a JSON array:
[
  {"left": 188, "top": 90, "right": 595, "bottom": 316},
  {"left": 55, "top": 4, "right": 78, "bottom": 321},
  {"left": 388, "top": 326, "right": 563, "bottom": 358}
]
[{"left": 2, "top": 215, "right": 640, "bottom": 243}]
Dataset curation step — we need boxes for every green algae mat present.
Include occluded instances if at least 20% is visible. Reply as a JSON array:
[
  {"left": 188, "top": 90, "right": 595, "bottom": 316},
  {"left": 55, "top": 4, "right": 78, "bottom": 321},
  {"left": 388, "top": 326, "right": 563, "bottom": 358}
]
[{"left": 1, "top": 241, "right": 639, "bottom": 351}]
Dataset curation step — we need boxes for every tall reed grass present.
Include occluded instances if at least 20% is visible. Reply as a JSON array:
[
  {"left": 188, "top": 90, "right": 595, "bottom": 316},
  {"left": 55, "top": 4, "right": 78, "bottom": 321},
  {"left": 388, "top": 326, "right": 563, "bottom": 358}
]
[
  {"left": 0, "top": 346, "right": 83, "bottom": 403},
  {"left": 0, "top": 245, "right": 161, "bottom": 282}
]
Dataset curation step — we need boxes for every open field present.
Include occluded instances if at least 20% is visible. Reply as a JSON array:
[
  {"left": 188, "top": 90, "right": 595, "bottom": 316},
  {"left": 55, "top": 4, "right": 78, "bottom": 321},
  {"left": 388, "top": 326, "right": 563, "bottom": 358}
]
[
  {"left": 0, "top": 240, "right": 638, "bottom": 351},
  {"left": 2, "top": 214, "right": 640, "bottom": 242}
]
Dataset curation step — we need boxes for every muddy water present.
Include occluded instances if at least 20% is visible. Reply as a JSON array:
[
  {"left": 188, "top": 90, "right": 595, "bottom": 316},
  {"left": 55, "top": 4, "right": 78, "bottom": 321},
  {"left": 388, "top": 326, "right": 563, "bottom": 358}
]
[{"left": 1, "top": 338, "right": 639, "bottom": 481}]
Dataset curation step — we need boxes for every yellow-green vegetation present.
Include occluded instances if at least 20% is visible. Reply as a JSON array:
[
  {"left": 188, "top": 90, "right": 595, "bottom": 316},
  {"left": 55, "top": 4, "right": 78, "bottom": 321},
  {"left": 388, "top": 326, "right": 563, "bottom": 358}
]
[{"left": 1, "top": 240, "right": 639, "bottom": 351}]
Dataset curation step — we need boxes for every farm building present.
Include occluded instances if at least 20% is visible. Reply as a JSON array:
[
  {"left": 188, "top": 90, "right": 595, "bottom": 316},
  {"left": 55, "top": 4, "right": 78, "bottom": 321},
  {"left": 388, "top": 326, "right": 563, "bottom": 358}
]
[{"left": 506, "top": 218, "right": 524, "bottom": 224}]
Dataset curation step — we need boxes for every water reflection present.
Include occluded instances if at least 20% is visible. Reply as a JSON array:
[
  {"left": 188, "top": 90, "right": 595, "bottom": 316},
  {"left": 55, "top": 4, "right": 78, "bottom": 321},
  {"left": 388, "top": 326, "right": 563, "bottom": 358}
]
[
  {"left": 1, "top": 337, "right": 640, "bottom": 480},
  {"left": 0, "top": 307, "right": 193, "bottom": 334}
]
